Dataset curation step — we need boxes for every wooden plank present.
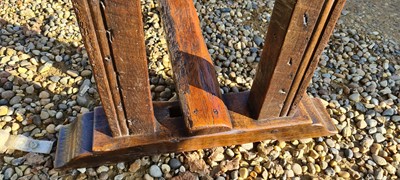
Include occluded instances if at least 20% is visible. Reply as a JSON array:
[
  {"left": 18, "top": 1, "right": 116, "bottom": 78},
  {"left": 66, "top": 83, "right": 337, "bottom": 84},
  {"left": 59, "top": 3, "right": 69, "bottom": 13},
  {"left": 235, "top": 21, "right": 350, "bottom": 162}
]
[
  {"left": 71, "top": 0, "right": 124, "bottom": 136},
  {"left": 248, "top": 0, "right": 326, "bottom": 119},
  {"left": 281, "top": 0, "right": 336, "bottom": 116},
  {"left": 55, "top": 94, "right": 337, "bottom": 170},
  {"left": 102, "top": 0, "right": 156, "bottom": 134},
  {"left": 88, "top": 0, "right": 129, "bottom": 135},
  {"left": 287, "top": 0, "right": 347, "bottom": 115},
  {"left": 160, "top": 0, "right": 232, "bottom": 135}
]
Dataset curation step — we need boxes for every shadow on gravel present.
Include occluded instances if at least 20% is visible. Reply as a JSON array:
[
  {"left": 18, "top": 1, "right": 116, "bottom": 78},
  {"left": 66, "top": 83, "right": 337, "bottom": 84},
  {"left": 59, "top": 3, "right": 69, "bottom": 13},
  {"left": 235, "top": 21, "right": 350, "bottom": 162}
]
[{"left": 0, "top": 18, "right": 100, "bottom": 172}]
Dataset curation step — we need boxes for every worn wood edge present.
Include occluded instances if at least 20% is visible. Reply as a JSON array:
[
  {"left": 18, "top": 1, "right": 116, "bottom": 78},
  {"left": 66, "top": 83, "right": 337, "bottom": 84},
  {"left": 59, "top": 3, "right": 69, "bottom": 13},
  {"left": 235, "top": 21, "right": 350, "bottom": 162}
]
[
  {"left": 159, "top": 0, "right": 233, "bottom": 135},
  {"left": 54, "top": 94, "right": 336, "bottom": 170},
  {"left": 70, "top": 0, "right": 123, "bottom": 136},
  {"left": 54, "top": 112, "right": 94, "bottom": 169},
  {"left": 288, "top": 0, "right": 347, "bottom": 115},
  {"left": 101, "top": 0, "right": 156, "bottom": 135},
  {"left": 249, "top": 0, "right": 326, "bottom": 119},
  {"left": 88, "top": 0, "right": 129, "bottom": 136},
  {"left": 281, "top": 0, "right": 336, "bottom": 116},
  {"left": 248, "top": 0, "right": 296, "bottom": 120}
]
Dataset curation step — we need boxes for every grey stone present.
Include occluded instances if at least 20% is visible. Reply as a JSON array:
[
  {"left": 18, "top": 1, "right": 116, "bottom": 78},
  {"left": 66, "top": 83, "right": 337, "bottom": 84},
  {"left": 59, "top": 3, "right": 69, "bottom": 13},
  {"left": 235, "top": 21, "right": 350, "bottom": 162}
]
[
  {"left": 325, "top": 167, "right": 335, "bottom": 176},
  {"left": 3, "top": 82, "right": 13, "bottom": 90},
  {"left": 366, "top": 119, "right": 378, "bottom": 127},
  {"left": 39, "top": 91, "right": 50, "bottom": 99},
  {"left": 4, "top": 167, "right": 14, "bottom": 179},
  {"left": 99, "top": 172, "right": 108, "bottom": 180},
  {"left": 392, "top": 116, "right": 400, "bottom": 122},
  {"left": 0, "top": 99, "right": 8, "bottom": 106},
  {"left": 117, "top": 162, "right": 125, "bottom": 170},
  {"left": 373, "top": 133, "right": 385, "bottom": 143},
  {"left": 349, "top": 93, "right": 361, "bottom": 102},
  {"left": 77, "top": 95, "right": 90, "bottom": 107},
  {"left": 355, "top": 102, "right": 367, "bottom": 112},
  {"left": 231, "top": 170, "right": 239, "bottom": 179},
  {"left": 31, "top": 115, "right": 42, "bottom": 126},
  {"left": 25, "top": 85, "right": 35, "bottom": 94},
  {"left": 1, "top": 90, "right": 15, "bottom": 100},
  {"left": 114, "top": 174, "right": 124, "bottom": 180},
  {"left": 168, "top": 158, "right": 181, "bottom": 169},
  {"left": 380, "top": 87, "right": 391, "bottom": 94},
  {"left": 40, "top": 111, "right": 50, "bottom": 120},
  {"left": 56, "top": 112, "right": 63, "bottom": 119},
  {"left": 383, "top": 108, "right": 395, "bottom": 116},
  {"left": 11, "top": 157, "right": 25, "bottom": 166},
  {"left": 253, "top": 36, "right": 263, "bottom": 46},
  {"left": 149, "top": 165, "right": 162, "bottom": 178},
  {"left": 344, "top": 149, "right": 353, "bottom": 159},
  {"left": 9, "top": 95, "right": 22, "bottom": 105}
]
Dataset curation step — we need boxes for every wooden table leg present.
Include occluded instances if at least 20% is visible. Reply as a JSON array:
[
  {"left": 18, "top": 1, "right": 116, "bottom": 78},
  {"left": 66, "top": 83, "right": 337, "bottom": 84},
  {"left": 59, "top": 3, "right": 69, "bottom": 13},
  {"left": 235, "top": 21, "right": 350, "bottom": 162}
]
[{"left": 248, "top": 0, "right": 345, "bottom": 119}]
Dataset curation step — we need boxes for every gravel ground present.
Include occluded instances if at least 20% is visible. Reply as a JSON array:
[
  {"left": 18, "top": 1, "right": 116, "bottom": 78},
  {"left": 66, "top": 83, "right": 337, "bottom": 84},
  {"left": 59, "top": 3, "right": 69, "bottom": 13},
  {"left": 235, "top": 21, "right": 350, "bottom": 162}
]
[{"left": 0, "top": 0, "right": 399, "bottom": 179}]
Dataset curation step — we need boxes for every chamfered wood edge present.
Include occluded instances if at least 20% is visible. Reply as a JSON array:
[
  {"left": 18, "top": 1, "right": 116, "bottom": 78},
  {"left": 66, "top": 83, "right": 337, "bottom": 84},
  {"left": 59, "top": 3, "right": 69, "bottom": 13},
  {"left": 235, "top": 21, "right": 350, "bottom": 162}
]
[{"left": 54, "top": 93, "right": 337, "bottom": 170}]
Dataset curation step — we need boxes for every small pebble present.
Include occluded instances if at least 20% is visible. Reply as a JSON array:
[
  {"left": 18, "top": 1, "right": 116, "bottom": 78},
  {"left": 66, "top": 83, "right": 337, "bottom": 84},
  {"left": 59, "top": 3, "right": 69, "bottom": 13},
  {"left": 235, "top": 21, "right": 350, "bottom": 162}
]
[{"left": 149, "top": 165, "right": 162, "bottom": 178}]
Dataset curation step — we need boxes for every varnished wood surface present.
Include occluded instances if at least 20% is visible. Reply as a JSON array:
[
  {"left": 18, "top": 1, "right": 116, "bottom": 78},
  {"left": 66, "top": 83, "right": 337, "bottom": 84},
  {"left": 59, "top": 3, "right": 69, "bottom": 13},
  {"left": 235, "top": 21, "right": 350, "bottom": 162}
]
[
  {"left": 249, "top": 0, "right": 326, "bottom": 119},
  {"left": 55, "top": 93, "right": 337, "bottom": 170},
  {"left": 160, "top": 0, "right": 232, "bottom": 135},
  {"left": 57, "top": 0, "right": 345, "bottom": 171}
]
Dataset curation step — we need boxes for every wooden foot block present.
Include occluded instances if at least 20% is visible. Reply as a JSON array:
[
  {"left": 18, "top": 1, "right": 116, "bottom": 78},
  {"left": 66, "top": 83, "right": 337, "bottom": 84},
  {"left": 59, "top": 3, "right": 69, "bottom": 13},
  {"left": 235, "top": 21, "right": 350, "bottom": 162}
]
[{"left": 54, "top": 92, "right": 336, "bottom": 170}]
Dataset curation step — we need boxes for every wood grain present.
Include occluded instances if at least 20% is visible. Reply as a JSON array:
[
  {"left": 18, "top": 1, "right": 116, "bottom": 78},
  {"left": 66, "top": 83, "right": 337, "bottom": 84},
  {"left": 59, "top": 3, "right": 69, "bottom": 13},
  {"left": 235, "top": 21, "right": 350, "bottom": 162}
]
[
  {"left": 160, "top": 0, "right": 232, "bottom": 135},
  {"left": 88, "top": 0, "right": 129, "bottom": 135},
  {"left": 71, "top": 0, "right": 124, "bottom": 136},
  {"left": 102, "top": 0, "right": 155, "bottom": 134},
  {"left": 249, "top": 0, "right": 326, "bottom": 119},
  {"left": 288, "top": 0, "right": 347, "bottom": 115},
  {"left": 247, "top": 0, "right": 295, "bottom": 119},
  {"left": 281, "top": 0, "right": 336, "bottom": 116},
  {"left": 55, "top": 94, "right": 337, "bottom": 170}
]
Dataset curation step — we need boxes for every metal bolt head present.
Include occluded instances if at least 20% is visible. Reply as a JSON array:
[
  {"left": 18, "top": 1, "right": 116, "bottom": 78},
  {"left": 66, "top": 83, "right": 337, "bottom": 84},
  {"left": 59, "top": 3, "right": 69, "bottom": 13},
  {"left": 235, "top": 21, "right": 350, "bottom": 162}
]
[{"left": 29, "top": 141, "right": 38, "bottom": 149}]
